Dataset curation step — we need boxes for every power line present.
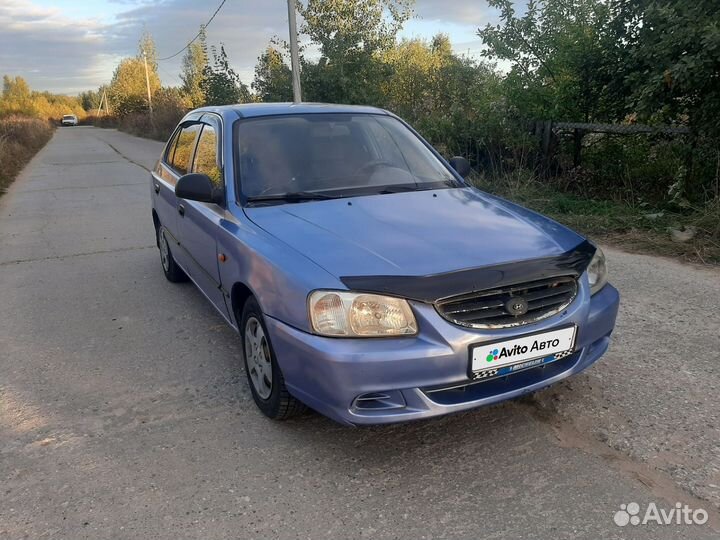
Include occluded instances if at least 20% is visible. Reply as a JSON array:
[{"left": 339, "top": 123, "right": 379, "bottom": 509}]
[{"left": 157, "top": 0, "right": 228, "bottom": 61}]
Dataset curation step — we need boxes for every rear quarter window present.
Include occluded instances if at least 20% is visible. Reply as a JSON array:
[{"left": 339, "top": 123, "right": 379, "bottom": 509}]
[{"left": 192, "top": 125, "right": 222, "bottom": 187}]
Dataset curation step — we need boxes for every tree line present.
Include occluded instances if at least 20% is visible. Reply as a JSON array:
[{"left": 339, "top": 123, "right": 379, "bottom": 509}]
[
  {"left": 1, "top": 76, "right": 85, "bottom": 120},
  {"left": 4, "top": 0, "right": 718, "bottom": 212}
]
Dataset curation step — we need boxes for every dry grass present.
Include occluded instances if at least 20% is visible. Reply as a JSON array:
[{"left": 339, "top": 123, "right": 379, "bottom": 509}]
[{"left": 0, "top": 116, "right": 54, "bottom": 196}]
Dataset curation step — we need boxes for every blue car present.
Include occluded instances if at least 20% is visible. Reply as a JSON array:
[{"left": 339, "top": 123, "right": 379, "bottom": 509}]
[{"left": 150, "top": 103, "right": 619, "bottom": 425}]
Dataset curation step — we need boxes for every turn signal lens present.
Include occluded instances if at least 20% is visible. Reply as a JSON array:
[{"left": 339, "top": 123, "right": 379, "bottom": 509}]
[{"left": 309, "top": 291, "right": 418, "bottom": 337}]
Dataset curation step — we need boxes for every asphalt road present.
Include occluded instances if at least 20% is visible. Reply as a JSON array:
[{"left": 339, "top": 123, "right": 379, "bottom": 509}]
[{"left": 1, "top": 126, "right": 718, "bottom": 539}]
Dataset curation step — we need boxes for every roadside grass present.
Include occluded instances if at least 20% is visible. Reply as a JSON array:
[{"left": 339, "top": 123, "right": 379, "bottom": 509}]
[
  {"left": 472, "top": 173, "right": 720, "bottom": 265},
  {"left": 0, "top": 116, "right": 55, "bottom": 197}
]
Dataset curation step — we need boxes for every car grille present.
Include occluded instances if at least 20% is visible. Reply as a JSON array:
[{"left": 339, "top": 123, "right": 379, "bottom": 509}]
[{"left": 435, "top": 275, "right": 578, "bottom": 328}]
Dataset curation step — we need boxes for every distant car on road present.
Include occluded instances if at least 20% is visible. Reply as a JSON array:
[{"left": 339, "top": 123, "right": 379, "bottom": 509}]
[
  {"left": 150, "top": 103, "right": 619, "bottom": 425},
  {"left": 61, "top": 114, "right": 78, "bottom": 126}
]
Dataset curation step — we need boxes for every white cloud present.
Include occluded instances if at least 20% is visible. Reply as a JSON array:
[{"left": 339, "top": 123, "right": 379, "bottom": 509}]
[
  {"left": 0, "top": 0, "right": 121, "bottom": 94},
  {"left": 414, "top": 0, "right": 492, "bottom": 25}
]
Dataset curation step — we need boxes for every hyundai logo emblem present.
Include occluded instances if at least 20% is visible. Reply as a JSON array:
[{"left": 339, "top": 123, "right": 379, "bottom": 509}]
[{"left": 504, "top": 297, "right": 529, "bottom": 316}]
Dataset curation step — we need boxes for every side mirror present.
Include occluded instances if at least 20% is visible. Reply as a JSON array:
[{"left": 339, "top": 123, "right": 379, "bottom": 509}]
[
  {"left": 175, "top": 173, "right": 223, "bottom": 204},
  {"left": 449, "top": 156, "right": 472, "bottom": 179}
]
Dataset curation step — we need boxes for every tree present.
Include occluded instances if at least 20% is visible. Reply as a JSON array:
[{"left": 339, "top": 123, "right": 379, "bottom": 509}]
[
  {"left": 108, "top": 33, "right": 161, "bottom": 117},
  {"left": 617, "top": 0, "right": 720, "bottom": 137},
  {"left": 139, "top": 30, "right": 158, "bottom": 73},
  {"left": 108, "top": 57, "right": 161, "bottom": 116},
  {"left": 478, "top": 0, "right": 622, "bottom": 123},
  {"left": 180, "top": 26, "right": 209, "bottom": 107},
  {"left": 298, "top": 0, "right": 412, "bottom": 60},
  {"left": 1, "top": 76, "right": 33, "bottom": 114},
  {"left": 78, "top": 89, "right": 101, "bottom": 111},
  {"left": 1, "top": 75, "right": 85, "bottom": 119},
  {"left": 297, "top": 0, "right": 413, "bottom": 104},
  {"left": 252, "top": 45, "right": 293, "bottom": 102},
  {"left": 201, "top": 45, "right": 251, "bottom": 105},
  {"left": 381, "top": 35, "right": 454, "bottom": 122}
]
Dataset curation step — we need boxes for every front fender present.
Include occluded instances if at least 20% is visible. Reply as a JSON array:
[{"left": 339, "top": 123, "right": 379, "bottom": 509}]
[{"left": 216, "top": 207, "right": 344, "bottom": 331}]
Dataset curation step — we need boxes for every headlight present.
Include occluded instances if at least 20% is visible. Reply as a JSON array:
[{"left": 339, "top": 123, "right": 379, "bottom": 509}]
[
  {"left": 308, "top": 291, "right": 418, "bottom": 337},
  {"left": 588, "top": 247, "right": 608, "bottom": 295}
]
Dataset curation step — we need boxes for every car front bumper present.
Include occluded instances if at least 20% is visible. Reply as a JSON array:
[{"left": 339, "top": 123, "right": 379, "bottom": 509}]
[{"left": 266, "top": 283, "right": 620, "bottom": 426}]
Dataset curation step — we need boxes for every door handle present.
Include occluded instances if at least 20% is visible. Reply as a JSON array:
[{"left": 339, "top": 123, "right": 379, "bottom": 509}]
[
  {"left": 154, "top": 183, "right": 160, "bottom": 194},
  {"left": 178, "top": 204, "right": 185, "bottom": 217}
]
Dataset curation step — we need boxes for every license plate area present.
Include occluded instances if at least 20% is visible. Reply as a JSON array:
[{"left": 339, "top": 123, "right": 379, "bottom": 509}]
[{"left": 468, "top": 325, "right": 577, "bottom": 381}]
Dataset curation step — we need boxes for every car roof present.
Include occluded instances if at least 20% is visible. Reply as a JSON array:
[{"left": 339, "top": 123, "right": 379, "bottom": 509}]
[{"left": 190, "top": 102, "right": 391, "bottom": 120}]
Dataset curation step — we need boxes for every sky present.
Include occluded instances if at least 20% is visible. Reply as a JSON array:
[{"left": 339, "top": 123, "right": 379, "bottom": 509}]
[{"left": 0, "top": 0, "right": 503, "bottom": 95}]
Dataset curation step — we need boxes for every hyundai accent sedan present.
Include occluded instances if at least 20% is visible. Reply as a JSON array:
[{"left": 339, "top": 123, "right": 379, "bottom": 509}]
[{"left": 150, "top": 103, "right": 619, "bottom": 425}]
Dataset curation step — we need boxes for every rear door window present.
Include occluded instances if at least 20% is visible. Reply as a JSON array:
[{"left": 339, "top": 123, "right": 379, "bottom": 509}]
[{"left": 169, "top": 124, "right": 201, "bottom": 175}]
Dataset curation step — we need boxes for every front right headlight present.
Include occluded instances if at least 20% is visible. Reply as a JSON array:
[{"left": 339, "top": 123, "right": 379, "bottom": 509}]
[
  {"left": 588, "top": 247, "right": 608, "bottom": 295},
  {"left": 308, "top": 290, "right": 418, "bottom": 337}
]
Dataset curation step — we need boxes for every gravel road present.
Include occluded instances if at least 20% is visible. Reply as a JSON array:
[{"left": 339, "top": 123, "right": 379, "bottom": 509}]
[{"left": 1, "top": 127, "right": 718, "bottom": 539}]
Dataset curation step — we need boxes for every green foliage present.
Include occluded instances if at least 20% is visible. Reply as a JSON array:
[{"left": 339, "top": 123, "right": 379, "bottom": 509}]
[
  {"left": 298, "top": 0, "right": 412, "bottom": 59},
  {"left": 479, "top": 0, "right": 623, "bottom": 122},
  {"left": 252, "top": 46, "right": 293, "bottom": 102},
  {"left": 297, "top": 0, "right": 412, "bottom": 104},
  {"left": 180, "top": 27, "right": 209, "bottom": 108},
  {"left": 78, "top": 89, "right": 101, "bottom": 111},
  {"left": 617, "top": 0, "right": 720, "bottom": 138},
  {"left": 478, "top": 0, "right": 720, "bottom": 205},
  {"left": 201, "top": 45, "right": 251, "bottom": 106}
]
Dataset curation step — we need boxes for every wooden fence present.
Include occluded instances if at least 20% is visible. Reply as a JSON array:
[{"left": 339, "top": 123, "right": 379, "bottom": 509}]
[{"left": 534, "top": 120, "right": 691, "bottom": 168}]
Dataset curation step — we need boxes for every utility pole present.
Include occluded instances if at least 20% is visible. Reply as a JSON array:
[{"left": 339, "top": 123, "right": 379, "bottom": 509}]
[
  {"left": 142, "top": 49, "right": 154, "bottom": 121},
  {"left": 97, "top": 90, "right": 105, "bottom": 117},
  {"left": 286, "top": 0, "right": 302, "bottom": 103}
]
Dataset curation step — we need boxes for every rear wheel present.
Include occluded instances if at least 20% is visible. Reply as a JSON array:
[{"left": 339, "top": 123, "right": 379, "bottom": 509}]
[
  {"left": 241, "top": 297, "right": 306, "bottom": 420},
  {"left": 157, "top": 225, "right": 187, "bottom": 282}
]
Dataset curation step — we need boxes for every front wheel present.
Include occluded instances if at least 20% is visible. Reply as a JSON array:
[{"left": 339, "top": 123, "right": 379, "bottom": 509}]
[{"left": 241, "top": 297, "right": 306, "bottom": 420}]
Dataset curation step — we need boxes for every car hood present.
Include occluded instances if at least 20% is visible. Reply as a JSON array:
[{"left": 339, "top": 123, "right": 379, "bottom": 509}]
[{"left": 244, "top": 187, "right": 586, "bottom": 278}]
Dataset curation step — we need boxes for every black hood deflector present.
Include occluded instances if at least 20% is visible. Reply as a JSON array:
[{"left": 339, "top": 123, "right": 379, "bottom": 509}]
[{"left": 339, "top": 240, "right": 596, "bottom": 303}]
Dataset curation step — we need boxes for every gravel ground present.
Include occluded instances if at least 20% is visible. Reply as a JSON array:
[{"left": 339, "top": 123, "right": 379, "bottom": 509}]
[
  {"left": 0, "top": 126, "right": 718, "bottom": 539},
  {"left": 531, "top": 248, "right": 720, "bottom": 509}
]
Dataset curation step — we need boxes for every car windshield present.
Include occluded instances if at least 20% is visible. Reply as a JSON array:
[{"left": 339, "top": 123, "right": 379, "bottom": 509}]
[
  {"left": 63, "top": 115, "right": 74, "bottom": 120},
  {"left": 236, "top": 113, "right": 460, "bottom": 201}
]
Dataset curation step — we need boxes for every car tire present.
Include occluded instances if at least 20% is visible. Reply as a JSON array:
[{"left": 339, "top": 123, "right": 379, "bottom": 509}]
[
  {"left": 241, "top": 297, "right": 306, "bottom": 420},
  {"left": 157, "top": 225, "right": 187, "bottom": 283}
]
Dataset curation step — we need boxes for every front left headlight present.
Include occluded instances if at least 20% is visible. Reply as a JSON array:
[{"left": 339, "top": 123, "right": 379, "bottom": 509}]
[
  {"left": 308, "top": 291, "right": 418, "bottom": 337},
  {"left": 588, "top": 247, "right": 608, "bottom": 295}
]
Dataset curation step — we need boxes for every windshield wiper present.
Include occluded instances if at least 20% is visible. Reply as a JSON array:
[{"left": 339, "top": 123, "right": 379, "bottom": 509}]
[
  {"left": 377, "top": 185, "right": 428, "bottom": 194},
  {"left": 246, "top": 192, "right": 340, "bottom": 204}
]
